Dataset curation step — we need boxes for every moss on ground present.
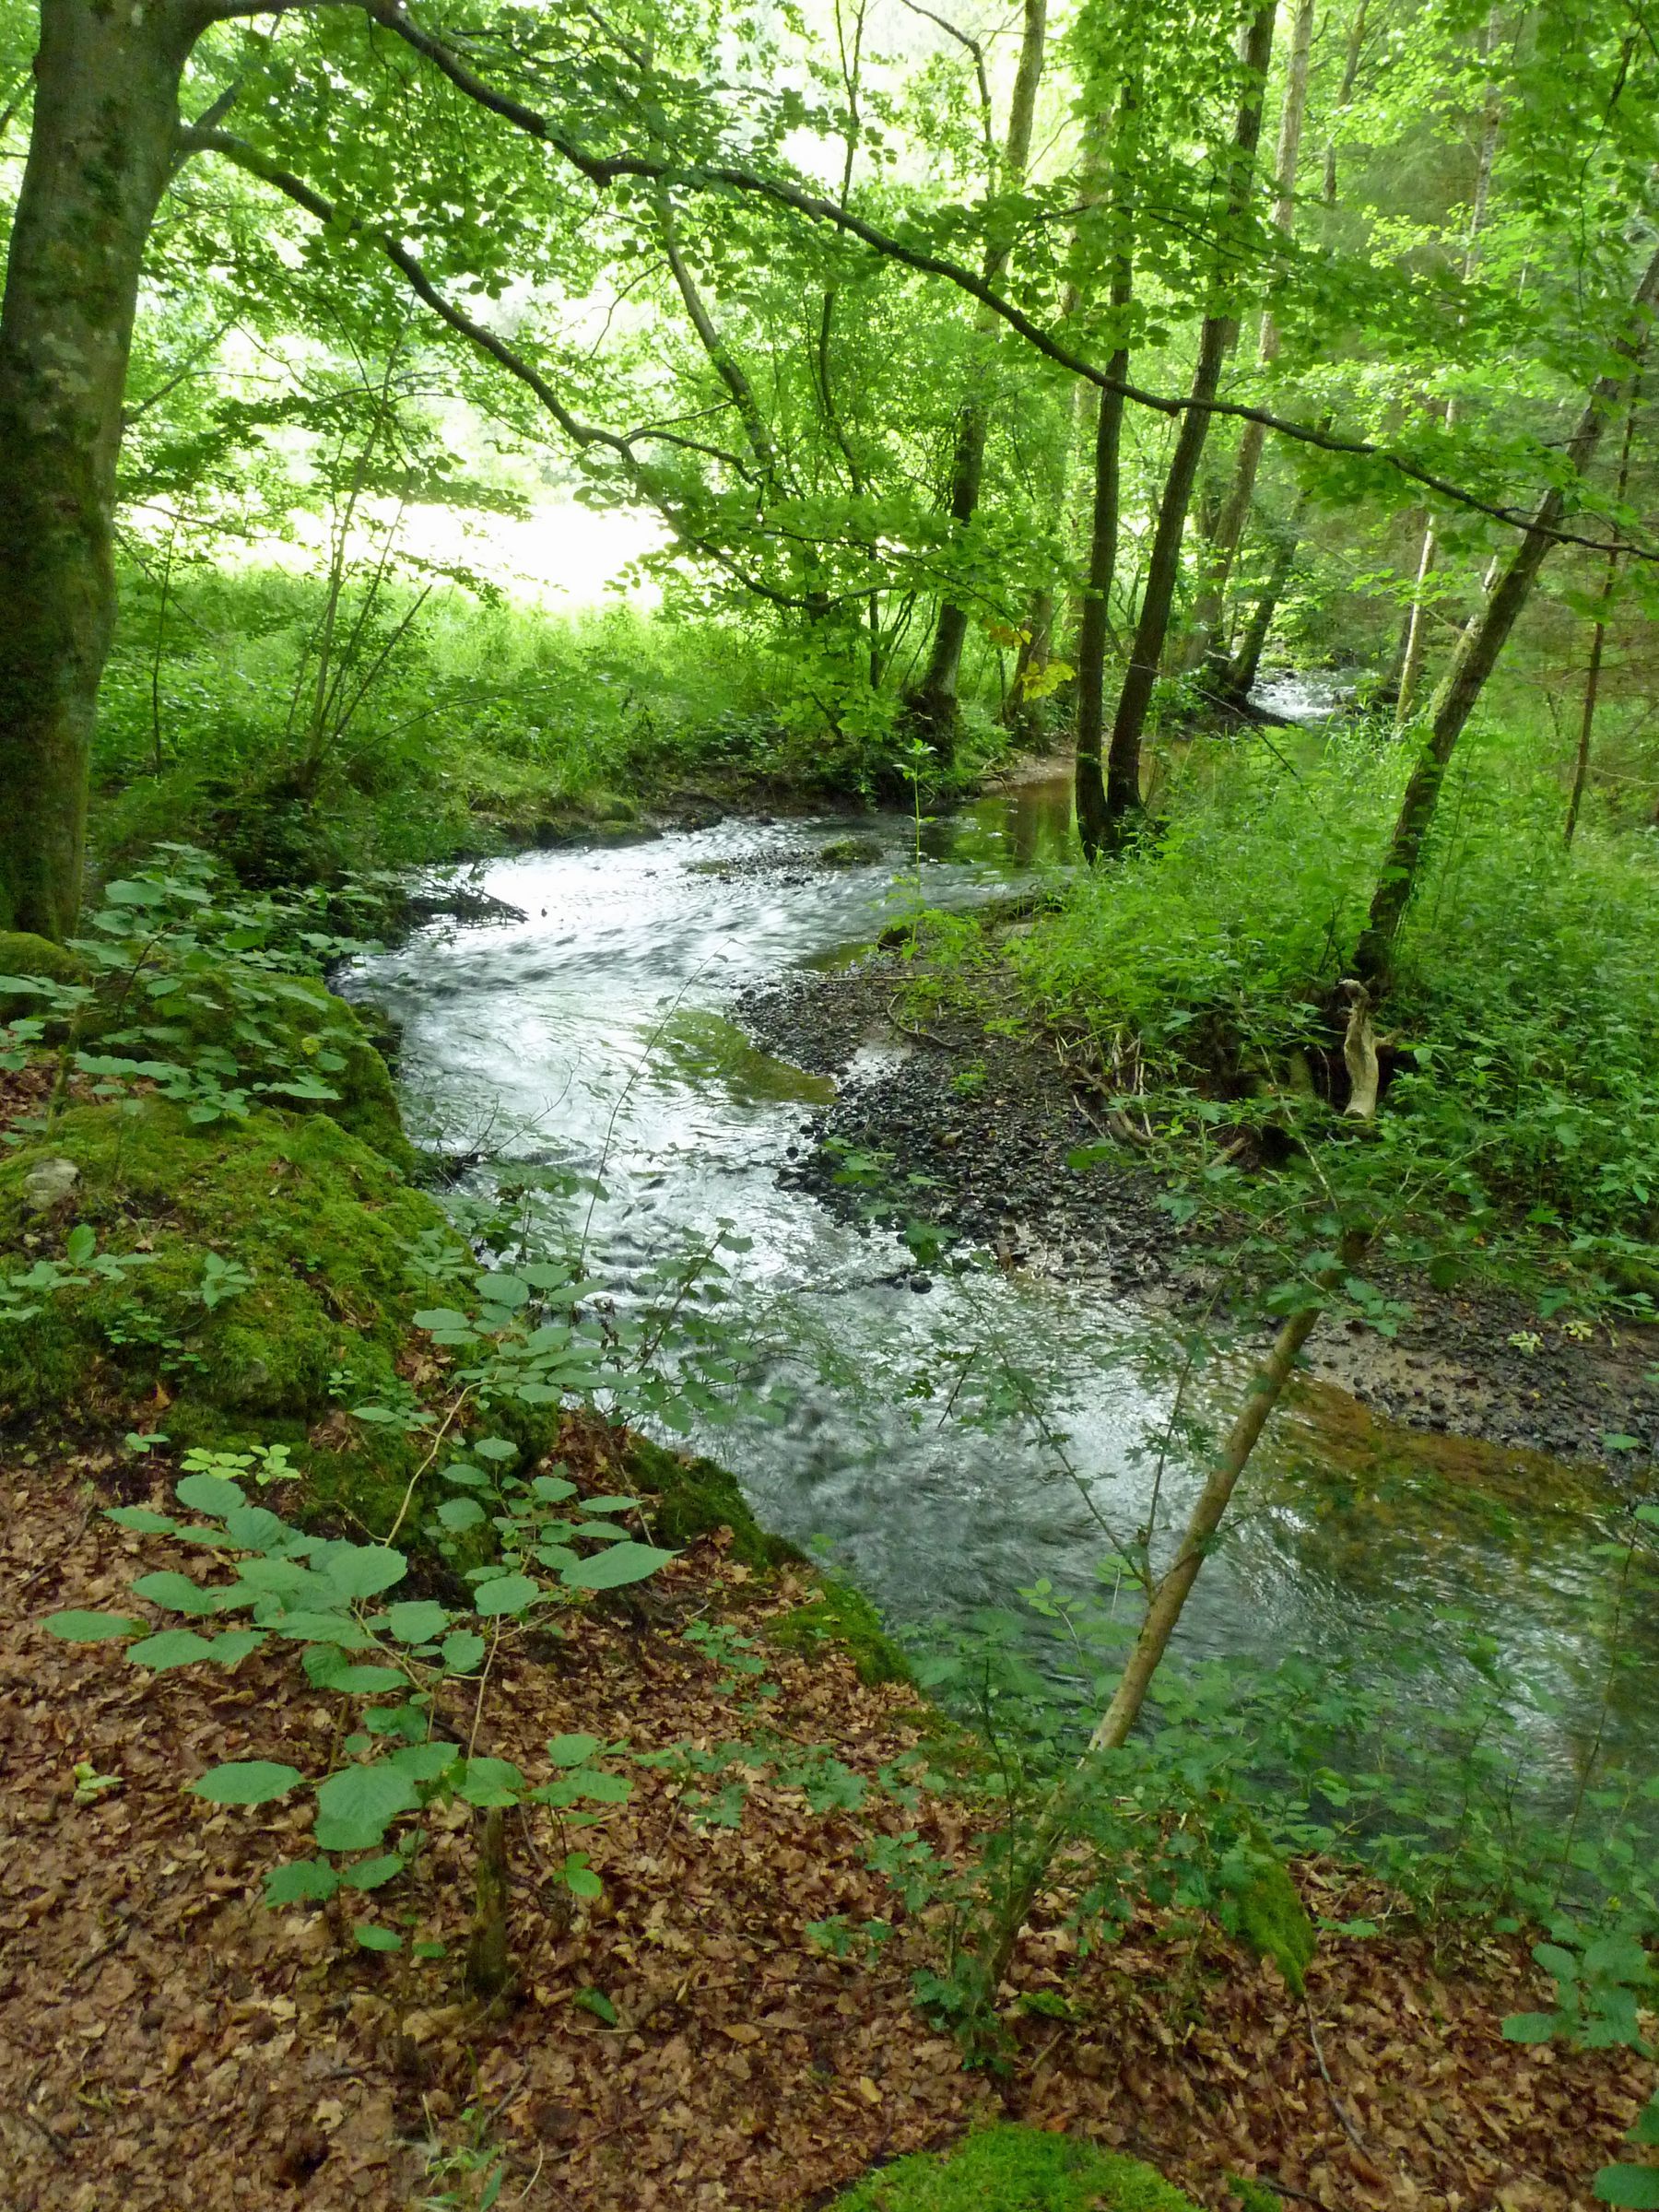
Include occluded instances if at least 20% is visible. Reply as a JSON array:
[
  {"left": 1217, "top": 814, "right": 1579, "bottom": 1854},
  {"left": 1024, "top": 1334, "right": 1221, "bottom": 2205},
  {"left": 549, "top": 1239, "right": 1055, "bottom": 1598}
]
[
  {"left": 0, "top": 1099, "right": 465, "bottom": 1526},
  {"left": 829, "top": 2124, "right": 1201, "bottom": 2211},
  {"left": 766, "top": 1578, "right": 913, "bottom": 1688},
  {"left": 623, "top": 1435, "right": 804, "bottom": 1570}
]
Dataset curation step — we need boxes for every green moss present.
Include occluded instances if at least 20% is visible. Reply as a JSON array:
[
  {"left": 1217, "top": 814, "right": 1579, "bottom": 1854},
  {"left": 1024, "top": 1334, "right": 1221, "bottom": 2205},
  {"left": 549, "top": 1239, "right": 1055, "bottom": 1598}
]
[
  {"left": 82, "top": 967, "right": 418, "bottom": 1175},
  {"left": 829, "top": 2125, "right": 1201, "bottom": 2211},
  {"left": 767, "top": 1578, "right": 913, "bottom": 1688},
  {"left": 0, "top": 931, "right": 86, "bottom": 1019},
  {"left": 622, "top": 1435, "right": 802, "bottom": 1570},
  {"left": 0, "top": 1099, "right": 465, "bottom": 1526},
  {"left": 1227, "top": 1853, "right": 1315, "bottom": 1995},
  {"left": 1225, "top": 2174, "right": 1283, "bottom": 2212}
]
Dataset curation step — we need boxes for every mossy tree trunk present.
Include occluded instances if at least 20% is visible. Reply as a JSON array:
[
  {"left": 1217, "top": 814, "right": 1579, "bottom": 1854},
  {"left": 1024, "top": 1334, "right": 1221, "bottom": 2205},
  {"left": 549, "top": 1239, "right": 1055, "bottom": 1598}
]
[
  {"left": 0, "top": 0, "right": 203, "bottom": 940},
  {"left": 1354, "top": 243, "right": 1659, "bottom": 989}
]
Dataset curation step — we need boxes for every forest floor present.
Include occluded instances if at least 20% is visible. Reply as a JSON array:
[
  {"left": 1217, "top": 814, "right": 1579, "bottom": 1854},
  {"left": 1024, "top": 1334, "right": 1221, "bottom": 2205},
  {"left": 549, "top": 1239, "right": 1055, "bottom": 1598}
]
[
  {"left": 1, "top": 1435, "right": 1649, "bottom": 2212},
  {"left": 735, "top": 955, "right": 1659, "bottom": 1473}
]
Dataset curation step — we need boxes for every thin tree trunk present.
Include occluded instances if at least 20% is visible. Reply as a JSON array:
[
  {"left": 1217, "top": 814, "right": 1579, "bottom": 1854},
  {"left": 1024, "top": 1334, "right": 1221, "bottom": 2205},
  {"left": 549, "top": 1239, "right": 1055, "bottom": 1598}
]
[
  {"left": 0, "top": 0, "right": 198, "bottom": 938},
  {"left": 1564, "top": 360, "right": 1641, "bottom": 848},
  {"left": 1100, "top": 2, "right": 1277, "bottom": 843},
  {"left": 1184, "top": 0, "right": 1315, "bottom": 675},
  {"left": 1220, "top": 0, "right": 1368, "bottom": 701},
  {"left": 909, "top": 0, "right": 1048, "bottom": 740},
  {"left": 1075, "top": 333, "right": 1131, "bottom": 857},
  {"left": 1396, "top": 17, "right": 1502, "bottom": 724},
  {"left": 977, "top": 1225, "right": 1368, "bottom": 2008},
  {"left": 1355, "top": 245, "right": 1659, "bottom": 986}
]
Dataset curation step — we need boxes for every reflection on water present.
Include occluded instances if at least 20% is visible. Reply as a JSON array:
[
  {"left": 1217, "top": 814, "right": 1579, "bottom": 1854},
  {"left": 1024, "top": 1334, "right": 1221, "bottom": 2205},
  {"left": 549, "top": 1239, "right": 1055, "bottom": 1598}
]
[{"left": 345, "top": 780, "right": 1656, "bottom": 1802}]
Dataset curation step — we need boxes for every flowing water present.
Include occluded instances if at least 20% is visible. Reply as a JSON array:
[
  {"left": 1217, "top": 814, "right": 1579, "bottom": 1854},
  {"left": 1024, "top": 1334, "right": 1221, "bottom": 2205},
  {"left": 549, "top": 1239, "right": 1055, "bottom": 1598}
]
[{"left": 347, "top": 759, "right": 1658, "bottom": 1796}]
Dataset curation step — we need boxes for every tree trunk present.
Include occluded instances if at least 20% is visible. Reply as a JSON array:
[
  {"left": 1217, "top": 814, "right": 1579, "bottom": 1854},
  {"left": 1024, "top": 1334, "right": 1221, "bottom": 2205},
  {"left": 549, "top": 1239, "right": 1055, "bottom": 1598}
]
[
  {"left": 1075, "top": 338, "right": 1130, "bottom": 858},
  {"left": 1225, "top": 510, "right": 1303, "bottom": 700},
  {"left": 908, "top": 0, "right": 1047, "bottom": 742},
  {"left": 1183, "top": 0, "right": 1315, "bottom": 676},
  {"left": 1100, "top": 1, "right": 1277, "bottom": 844},
  {"left": 1395, "top": 14, "right": 1502, "bottom": 726},
  {"left": 0, "top": 0, "right": 198, "bottom": 939},
  {"left": 1564, "top": 359, "right": 1641, "bottom": 849},
  {"left": 1354, "top": 245, "right": 1659, "bottom": 987}
]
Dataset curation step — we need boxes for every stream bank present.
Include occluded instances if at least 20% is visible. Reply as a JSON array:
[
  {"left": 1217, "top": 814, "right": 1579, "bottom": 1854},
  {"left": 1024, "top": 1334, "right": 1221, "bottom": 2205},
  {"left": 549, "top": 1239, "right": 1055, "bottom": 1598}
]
[{"left": 736, "top": 940, "right": 1659, "bottom": 1473}]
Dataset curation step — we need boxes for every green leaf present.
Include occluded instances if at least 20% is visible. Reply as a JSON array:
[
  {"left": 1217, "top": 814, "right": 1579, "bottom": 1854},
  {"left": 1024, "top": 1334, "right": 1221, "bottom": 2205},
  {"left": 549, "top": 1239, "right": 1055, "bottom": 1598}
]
[
  {"left": 301, "top": 1646, "right": 406, "bottom": 1696},
  {"left": 127, "top": 1629, "right": 217, "bottom": 1670},
  {"left": 560, "top": 1542, "right": 676, "bottom": 1591},
  {"left": 386, "top": 1600, "right": 451, "bottom": 1644},
  {"left": 264, "top": 1857, "right": 339, "bottom": 1904},
  {"left": 562, "top": 1853, "right": 603, "bottom": 1900},
  {"left": 580, "top": 1494, "right": 640, "bottom": 1514},
  {"left": 175, "top": 1471, "right": 247, "bottom": 1517},
  {"left": 341, "top": 1853, "right": 406, "bottom": 1891},
  {"left": 222, "top": 1505, "right": 291, "bottom": 1551},
  {"left": 547, "top": 1732, "right": 601, "bottom": 1767},
  {"left": 413, "top": 1940, "right": 447, "bottom": 1960},
  {"left": 65, "top": 1224, "right": 97, "bottom": 1266},
  {"left": 1632, "top": 2096, "right": 1659, "bottom": 2148},
  {"left": 456, "top": 1757, "right": 525, "bottom": 1806},
  {"left": 193, "top": 1759, "right": 303, "bottom": 1806},
  {"left": 312, "top": 1763, "right": 420, "bottom": 1850},
  {"left": 353, "top": 1924, "right": 404, "bottom": 1953},
  {"left": 1595, "top": 2167, "right": 1659, "bottom": 2208},
  {"left": 439, "top": 1630, "right": 487, "bottom": 1673},
  {"left": 43, "top": 1609, "right": 142, "bottom": 1642},
  {"left": 572, "top": 1987, "right": 618, "bottom": 2025},
  {"left": 531, "top": 1476, "right": 577, "bottom": 1502},
  {"left": 1534, "top": 1942, "right": 1582, "bottom": 1983},
  {"left": 319, "top": 1544, "right": 407, "bottom": 1600},
  {"left": 473, "top": 1573, "right": 540, "bottom": 1616},
  {"left": 1500, "top": 2012, "right": 1559, "bottom": 2043},
  {"left": 472, "top": 1436, "right": 518, "bottom": 1462},
  {"left": 412, "top": 1308, "right": 475, "bottom": 1333},
  {"left": 437, "top": 1497, "right": 487, "bottom": 1533},
  {"left": 1583, "top": 1936, "right": 1653, "bottom": 1983},
  {"left": 209, "top": 1630, "right": 266, "bottom": 1666},
  {"left": 264, "top": 1609, "right": 379, "bottom": 1648},
  {"left": 105, "top": 1507, "right": 179, "bottom": 1535},
  {"left": 386, "top": 1742, "right": 458, "bottom": 1783},
  {"left": 131, "top": 1571, "right": 221, "bottom": 1618}
]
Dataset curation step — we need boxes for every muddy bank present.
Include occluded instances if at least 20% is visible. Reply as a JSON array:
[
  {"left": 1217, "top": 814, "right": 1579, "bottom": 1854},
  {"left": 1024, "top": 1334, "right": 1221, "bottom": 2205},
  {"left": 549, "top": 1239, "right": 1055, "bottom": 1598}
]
[{"left": 736, "top": 953, "right": 1659, "bottom": 1473}]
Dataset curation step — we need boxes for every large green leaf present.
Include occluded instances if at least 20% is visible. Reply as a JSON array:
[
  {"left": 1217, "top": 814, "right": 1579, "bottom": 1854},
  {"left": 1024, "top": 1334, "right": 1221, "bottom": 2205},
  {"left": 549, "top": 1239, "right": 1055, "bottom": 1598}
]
[
  {"left": 43, "top": 1609, "right": 142, "bottom": 1642},
  {"left": 561, "top": 1542, "right": 677, "bottom": 1591},
  {"left": 131, "top": 1571, "right": 224, "bottom": 1618},
  {"left": 1595, "top": 2166, "right": 1659, "bottom": 2208},
  {"left": 455, "top": 1756, "right": 524, "bottom": 1806},
  {"left": 385, "top": 1600, "right": 451, "bottom": 1644},
  {"left": 264, "top": 1857, "right": 339, "bottom": 1905},
  {"left": 318, "top": 1544, "right": 407, "bottom": 1601},
  {"left": 473, "top": 1573, "right": 540, "bottom": 1616},
  {"left": 193, "top": 1759, "right": 303, "bottom": 1806},
  {"left": 127, "top": 1629, "right": 218, "bottom": 1670},
  {"left": 312, "top": 1762, "right": 421, "bottom": 1850},
  {"left": 174, "top": 1472, "right": 246, "bottom": 1517}
]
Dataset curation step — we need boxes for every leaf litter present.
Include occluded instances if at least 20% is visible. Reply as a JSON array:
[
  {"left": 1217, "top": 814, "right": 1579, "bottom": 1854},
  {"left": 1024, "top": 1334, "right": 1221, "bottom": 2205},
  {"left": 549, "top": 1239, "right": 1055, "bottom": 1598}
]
[{"left": 0, "top": 1438, "right": 1649, "bottom": 2210}]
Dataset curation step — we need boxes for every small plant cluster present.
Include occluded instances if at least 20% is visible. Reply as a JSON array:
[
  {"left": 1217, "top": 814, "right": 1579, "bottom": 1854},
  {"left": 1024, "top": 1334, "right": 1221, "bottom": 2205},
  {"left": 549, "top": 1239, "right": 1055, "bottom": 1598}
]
[
  {"left": 1, "top": 844, "right": 378, "bottom": 1134},
  {"left": 1504, "top": 1929, "right": 1659, "bottom": 2205},
  {"left": 44, "top": 1439, "right": 670, "bottom": 1978}
]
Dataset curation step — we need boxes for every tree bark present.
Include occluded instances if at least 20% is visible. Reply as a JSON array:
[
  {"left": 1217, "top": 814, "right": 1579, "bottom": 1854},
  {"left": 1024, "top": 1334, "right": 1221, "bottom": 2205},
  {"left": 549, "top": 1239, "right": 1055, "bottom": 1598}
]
[
  {"left": 1075, "top": 331, "right": 1130, "bottom": 858},
  {"left": 0, "top": 0, "right": 201, "bottom": 939},
  {"left": 1100, "top": 1, "right": 1277, "bottom": 844},
  {"left": 1395, "top": 17, "right": 1502, "bottom": 725},
  {"left": 1564, "top": 360, "right": 1641, "bottom": 849},
  {"left": 1355, "top": 245, "right": 1659, "bottom": 987},
  {"left": 1183, "top": 0, "right": 1315, "bottom": 677},
  {"left": 908, "top": 0, "right": 1047, "bottom": 742}
]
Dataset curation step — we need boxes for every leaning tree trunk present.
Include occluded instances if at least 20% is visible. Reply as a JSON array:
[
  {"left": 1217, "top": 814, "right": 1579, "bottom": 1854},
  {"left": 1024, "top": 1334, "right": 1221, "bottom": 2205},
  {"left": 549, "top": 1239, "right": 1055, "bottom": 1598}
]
[
  {"left": 1354, "top": 243, "right": 1659, "bottom": 987},
  {"left": 908, "top": 0, "right": 1047, "bottom": 744},
  {"left": 1099, "top": 0, "right": 1277, "bottom": 845},
  {"left": 0, "top": 0, "right": 199, "bottom": 940}
]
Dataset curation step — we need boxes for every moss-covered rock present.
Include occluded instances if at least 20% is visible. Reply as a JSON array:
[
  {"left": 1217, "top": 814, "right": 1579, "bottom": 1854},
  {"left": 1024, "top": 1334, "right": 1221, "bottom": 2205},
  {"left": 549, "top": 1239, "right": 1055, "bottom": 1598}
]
[
  {"left": 1226, "top": 1852, "right": 1316, "bottom": 1995},
  {"left": 830, "top": 2124, "right": 1201, "bottom": 2211},
  {"left": 766, "top": 1578, "right": 912, "bottom": 1688},
  {"left": 83, "top": 965, "right": 417, "bottom": 1176},
  {"left": 0, "top": 1099, "right": 465, "bottom": 1525},
  {"left": 622, "top": 1435, "right": 804, "bottom": 1570},
  {"left": 0, "top": 931, "right": 87, "bottom": 1020}
]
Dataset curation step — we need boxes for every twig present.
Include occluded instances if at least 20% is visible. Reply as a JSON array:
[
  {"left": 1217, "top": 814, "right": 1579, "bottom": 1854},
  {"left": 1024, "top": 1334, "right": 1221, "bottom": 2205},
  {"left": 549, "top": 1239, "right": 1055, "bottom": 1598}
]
[{"left": 1304, "top": 1994, "right": 1375, "bottom": 2163}]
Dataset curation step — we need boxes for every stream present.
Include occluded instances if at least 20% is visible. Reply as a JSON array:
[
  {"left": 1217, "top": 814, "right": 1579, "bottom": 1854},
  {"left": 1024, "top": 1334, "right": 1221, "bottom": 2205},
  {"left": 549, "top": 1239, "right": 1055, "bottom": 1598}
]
[{"left": 346, "top": 756, "right": 1658, "bottom": 1807}]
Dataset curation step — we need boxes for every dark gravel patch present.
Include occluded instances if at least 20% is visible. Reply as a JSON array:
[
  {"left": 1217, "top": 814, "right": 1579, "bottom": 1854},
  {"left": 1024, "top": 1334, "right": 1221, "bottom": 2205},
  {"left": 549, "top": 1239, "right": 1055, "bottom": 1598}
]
[{"left": 736, "top": 955, "right": 1659, "bottom": 1474}]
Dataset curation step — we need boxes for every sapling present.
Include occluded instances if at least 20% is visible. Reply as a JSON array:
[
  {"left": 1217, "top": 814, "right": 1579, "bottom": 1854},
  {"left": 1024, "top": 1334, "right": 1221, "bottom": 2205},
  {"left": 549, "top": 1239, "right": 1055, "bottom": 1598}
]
[{"left": 44, "top": 1442, "right": 670, "bottom": 1992}]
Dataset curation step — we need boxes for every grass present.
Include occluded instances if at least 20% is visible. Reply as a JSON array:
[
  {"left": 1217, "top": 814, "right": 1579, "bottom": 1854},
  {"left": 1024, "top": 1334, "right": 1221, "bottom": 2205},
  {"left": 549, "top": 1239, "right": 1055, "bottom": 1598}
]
[{"left": 958, "top": 709, "right": 1659, "bottom": 1311}]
